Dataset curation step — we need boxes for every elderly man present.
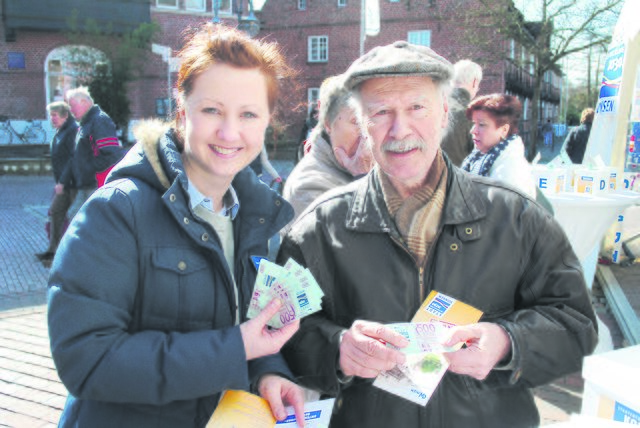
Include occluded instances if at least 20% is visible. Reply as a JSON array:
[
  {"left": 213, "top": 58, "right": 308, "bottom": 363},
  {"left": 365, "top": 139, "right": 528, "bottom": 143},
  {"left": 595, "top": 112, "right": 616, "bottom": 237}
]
[
  {"left": 440, "top": 59, "right": 482, "bottom": 166},
  {"left": 60, "top": 87, "right": 124, "bottom": 220},
  {"left": 278, "top": 41, "right": 597, "bottom": 428}
]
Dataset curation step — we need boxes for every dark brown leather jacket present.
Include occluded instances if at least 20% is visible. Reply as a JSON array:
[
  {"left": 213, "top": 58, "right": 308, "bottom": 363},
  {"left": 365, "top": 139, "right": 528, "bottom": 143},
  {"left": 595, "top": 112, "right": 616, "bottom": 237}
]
[{"left": 279, "top": 160, "right": 597, "bottom": 428}]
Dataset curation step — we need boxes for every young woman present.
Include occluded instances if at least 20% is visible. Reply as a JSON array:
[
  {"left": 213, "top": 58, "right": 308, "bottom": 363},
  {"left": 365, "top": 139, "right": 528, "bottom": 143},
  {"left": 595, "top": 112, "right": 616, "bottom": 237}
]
[
  {"left": 48, "top": 24, "right": 304, "bottom": 427},
  {"left": 461, "top": 93, "right": 536, "bottom": 198}
]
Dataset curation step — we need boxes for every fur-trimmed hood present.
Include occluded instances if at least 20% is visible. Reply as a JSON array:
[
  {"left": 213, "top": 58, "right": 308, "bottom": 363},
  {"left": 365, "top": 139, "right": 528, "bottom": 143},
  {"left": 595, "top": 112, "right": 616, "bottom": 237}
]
[
  {"left": 108, "top": 120, "right": 180, "bottom": 191},
  {"left": 106, "top": 119, "right": 295, "bottom": 239}
]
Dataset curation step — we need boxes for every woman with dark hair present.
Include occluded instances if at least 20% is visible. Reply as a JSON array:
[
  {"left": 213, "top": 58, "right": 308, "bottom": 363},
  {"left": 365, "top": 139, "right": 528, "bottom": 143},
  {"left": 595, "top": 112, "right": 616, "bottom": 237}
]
[
  {"left": 47, "top": 24, "right": 305, "bottom": 427},
  {"left": 461, "top": 93, "right": 536, "bottom": 198},
  {"left": 563, "top": 107, "right": 595, "bottom": 164}
]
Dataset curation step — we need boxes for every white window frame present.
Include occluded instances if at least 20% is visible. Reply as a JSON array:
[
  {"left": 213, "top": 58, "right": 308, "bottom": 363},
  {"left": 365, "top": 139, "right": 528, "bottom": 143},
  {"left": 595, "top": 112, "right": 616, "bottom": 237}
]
[
  {"left": 185, "top": 0, "right": 206, "bottom": 12},
  {"left": 308, "top": 36, "right": 328, "bottom": 63},
  {"left": 338, "top": 0, "right": 347, "bottom": 6},
  {"left": 407, "top": 30, "right": 431, "bottom": 47},
  {"left": 308, "top": 88, "right": 320, "bottom": 114},
  {"left": 510, "top": 39, "right": 515, "bottom": 59},
  {"left": 529, "top": 53, "right": 535, "bottom": 74},
  {"left": 298, "top": 0, "right": 307, "bottom": 10},
  {"left": 156, "top": 0, "right": 178, "bottom": 9}
]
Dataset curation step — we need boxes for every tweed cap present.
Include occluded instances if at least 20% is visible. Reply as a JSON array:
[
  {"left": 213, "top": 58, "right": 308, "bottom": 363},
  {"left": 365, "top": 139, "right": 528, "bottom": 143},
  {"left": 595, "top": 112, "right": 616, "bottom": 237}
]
[{"left": 343, "top": 41, "right": 453, "bottom": 90}]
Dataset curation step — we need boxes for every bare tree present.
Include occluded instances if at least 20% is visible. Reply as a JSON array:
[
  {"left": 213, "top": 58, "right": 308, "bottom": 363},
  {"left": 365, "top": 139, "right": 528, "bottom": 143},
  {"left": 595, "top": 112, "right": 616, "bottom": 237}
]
[{"left": 455, "top": 0, "right": 623, "bottom": 160}]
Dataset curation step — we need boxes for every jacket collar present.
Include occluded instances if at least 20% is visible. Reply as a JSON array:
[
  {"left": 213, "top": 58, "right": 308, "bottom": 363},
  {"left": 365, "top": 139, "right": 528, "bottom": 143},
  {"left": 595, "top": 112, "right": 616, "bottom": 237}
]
[
  {"left": 112, "top": 120, "right": 294, "bottom": 239},
  {"left": 309, "top": 132, "right": 352, "bottom": 177},
  {"left": 345, "top": 156, "right": 487, "bottom": 233},
  {"left": 80, "top": 105, "right": 100, "bottom": 125}
]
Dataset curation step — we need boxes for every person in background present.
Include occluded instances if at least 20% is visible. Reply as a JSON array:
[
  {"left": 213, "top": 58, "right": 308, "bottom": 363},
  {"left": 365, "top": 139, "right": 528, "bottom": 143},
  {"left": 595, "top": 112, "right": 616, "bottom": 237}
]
[
  {"left": 297, "top": 104, "right": 319, "bottom": 161},
  {"left": 35, "top": 101, "right": 78, "bottom": 262},
  {"left": 283, "top": 75, "right": 373, "bottom": 228},
  {"left": 542, "top": 118, "right": 554, "bottom": 147},
  {"left": 440, "top": 59, "right": 482, "bottom": 166},
  {"left": 249, "top": 145, "right": 283, "bottom": 191},
  {"left": 563, "top": 107, "right": 595, "bottom": 164},
  {"left": 278, "top": 41, "right": 597, "bottom": 428},
  {"left": 48, "top": 24, "right": 304, "bottom": 428},
  {"left": 461, "top": 93, "right": 537, "bottom": 198},
  {"left": 61, "top": 86, "right": 124, "bottom": 221}
]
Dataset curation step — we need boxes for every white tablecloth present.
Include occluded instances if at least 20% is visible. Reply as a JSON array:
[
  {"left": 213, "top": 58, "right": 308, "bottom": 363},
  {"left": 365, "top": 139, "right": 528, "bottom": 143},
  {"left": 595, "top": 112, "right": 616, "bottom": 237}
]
[{"left": 547, "top": 191, "right": 640, "bottom": 262}]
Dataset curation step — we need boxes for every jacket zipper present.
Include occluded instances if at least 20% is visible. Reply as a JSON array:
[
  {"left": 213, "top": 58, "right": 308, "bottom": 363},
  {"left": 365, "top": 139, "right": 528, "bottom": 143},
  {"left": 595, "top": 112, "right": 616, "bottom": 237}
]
[{"left": 388, "top": 226, "right": 444, "bottom": 303}]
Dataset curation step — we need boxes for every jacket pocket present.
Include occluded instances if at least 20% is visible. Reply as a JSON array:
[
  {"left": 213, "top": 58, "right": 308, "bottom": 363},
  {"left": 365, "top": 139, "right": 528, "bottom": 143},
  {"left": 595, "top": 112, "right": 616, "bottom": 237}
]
[{"left": 140, "top": 247, "right": 216, "bottom": 331}]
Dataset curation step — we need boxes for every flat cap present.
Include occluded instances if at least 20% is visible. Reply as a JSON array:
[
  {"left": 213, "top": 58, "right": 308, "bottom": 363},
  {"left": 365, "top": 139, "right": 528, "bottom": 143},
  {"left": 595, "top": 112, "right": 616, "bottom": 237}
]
[{"left": 343, "top": 41, "right": 453, "bottom": 90}]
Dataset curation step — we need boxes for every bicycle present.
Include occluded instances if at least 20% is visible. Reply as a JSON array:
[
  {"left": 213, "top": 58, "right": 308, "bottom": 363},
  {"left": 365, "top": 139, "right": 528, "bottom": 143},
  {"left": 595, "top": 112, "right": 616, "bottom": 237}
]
[{"left": 0, "top": 115, "right": 47, "bottom": 145}]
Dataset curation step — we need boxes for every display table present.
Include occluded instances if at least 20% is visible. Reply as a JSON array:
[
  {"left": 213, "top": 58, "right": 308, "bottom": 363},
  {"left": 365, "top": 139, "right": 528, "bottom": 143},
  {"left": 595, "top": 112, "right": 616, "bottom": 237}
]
[
  {"left": 547, "top": 191, "right": 640, "bottom": 289},
  {"left": 546, "top": 191, "right": 640, "bottom": 262},
  {"left": 546, "top": 192, "right": 640, "bottom": 353}
]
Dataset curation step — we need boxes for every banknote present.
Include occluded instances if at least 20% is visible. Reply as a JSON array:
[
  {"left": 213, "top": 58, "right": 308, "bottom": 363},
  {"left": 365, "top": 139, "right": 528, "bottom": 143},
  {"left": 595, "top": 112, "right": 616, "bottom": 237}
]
[
  {"left": 247, "top": 258, "right": 324, "bottom": 328},
  {"left": 386, "top": 322, "right": 459, "bottom": 354}
]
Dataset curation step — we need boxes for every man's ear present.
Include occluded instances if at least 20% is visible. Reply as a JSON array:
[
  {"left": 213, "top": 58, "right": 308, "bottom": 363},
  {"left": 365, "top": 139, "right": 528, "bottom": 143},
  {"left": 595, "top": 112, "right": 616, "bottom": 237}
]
[
  {"left": 323, "top": 119, "right": 332, "bottom": 136},
  {"left": 441, "top": 96, "right": 449, "bottom": 129}
]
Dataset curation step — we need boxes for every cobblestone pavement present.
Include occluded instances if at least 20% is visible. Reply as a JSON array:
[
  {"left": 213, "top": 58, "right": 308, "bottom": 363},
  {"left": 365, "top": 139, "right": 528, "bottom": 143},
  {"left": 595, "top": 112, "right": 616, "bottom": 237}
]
[{"left": 0, "top": 173, "right": 627, "bottom": 427}]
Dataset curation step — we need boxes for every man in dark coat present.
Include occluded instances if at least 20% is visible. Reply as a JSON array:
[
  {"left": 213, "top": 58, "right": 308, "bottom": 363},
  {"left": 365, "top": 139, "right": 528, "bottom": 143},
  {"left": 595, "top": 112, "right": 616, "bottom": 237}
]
[
  {"left": 62, "top": 86, "right": 125, "bottom": 220},
  {"left": 36, "top": 101, "right": 79, "bottom": 262},
  {"left": 440, "top": 59, "right": 482, "bottom": 166},
  {"left": 279, "top": 41, "right": 598, "bottom": 428}
]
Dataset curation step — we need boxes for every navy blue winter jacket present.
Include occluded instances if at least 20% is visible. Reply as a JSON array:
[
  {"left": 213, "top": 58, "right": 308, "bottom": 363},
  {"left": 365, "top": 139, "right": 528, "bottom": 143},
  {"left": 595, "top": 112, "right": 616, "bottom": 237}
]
[
  {"left": 48, "top": 123, "right": 295, "bottom": 427},
  {"left": 50, "top": 116, "right": 78, "bottom": 183}
]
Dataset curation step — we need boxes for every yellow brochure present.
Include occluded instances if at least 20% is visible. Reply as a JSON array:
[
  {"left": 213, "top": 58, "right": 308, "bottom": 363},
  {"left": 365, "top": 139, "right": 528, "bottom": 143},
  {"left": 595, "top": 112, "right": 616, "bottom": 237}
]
[
  {"left": 373, "top": 291, "right": 483, "bottom": 406},
  {"left": 412, "top": 290, "right": 483, "bottom": 325},
  {"left": 207, "top": 390, "right": 335, "bottom": 427},
  {"left": 207, "top": 390, "right": 276, "bottom": 428}
]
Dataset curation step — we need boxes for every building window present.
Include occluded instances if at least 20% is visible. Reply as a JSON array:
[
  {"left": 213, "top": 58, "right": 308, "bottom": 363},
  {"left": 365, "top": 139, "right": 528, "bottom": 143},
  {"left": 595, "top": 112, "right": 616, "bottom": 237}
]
[
  {"left": 529, "top": 54, "right": 535, "bottom": 74},
  {"left": 338, "top": 0, "right": 347, "bottom": 6},
  {"left": 186, "top": 0, "right": 206, "bottom": 12},
  {"left": 7, "top": 52, "right": 25, "bottom": 70},
  {"left": 156, "top": 0, "right": 178, "bottom": 8},
  {"left": 389, "top": 0, "right": 400, "bottom": 2},
  {"left": 510, "top": 39, "right": 515, "bottom": 60},
  {"left": 308, "top": 36, "right": 328, "bottom": 62},
  {"left": 298, "top": 0, "right": 307, "bottom": 10},
  {"left": 308, "top": 88, "right": 320, "bottom": 113},
  {"left": 408, "top": 30, "right": 431, "bottom": 47}
]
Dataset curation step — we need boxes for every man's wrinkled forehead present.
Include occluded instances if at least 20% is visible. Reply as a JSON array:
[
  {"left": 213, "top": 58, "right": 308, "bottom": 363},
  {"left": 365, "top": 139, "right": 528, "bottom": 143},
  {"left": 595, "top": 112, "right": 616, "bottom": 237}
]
[{"left": 356, "top": 75, "right": 444, "bottom": 112}]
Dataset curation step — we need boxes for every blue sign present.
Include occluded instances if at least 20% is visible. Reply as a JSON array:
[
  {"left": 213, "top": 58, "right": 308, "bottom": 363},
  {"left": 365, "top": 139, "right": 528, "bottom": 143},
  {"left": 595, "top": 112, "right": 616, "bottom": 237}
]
[
  {"left": 599, "top": 44, "right": 625, "bottom": 99},
  {"left": 613, "top": 401, "right": 640, "bottom": 424}
]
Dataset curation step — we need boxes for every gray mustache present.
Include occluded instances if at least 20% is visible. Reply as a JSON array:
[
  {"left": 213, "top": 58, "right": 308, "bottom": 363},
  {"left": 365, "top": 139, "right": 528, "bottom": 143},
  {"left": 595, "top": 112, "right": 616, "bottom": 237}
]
[{"left": 381, "top": 139, "right": 427, "bottom": 153}]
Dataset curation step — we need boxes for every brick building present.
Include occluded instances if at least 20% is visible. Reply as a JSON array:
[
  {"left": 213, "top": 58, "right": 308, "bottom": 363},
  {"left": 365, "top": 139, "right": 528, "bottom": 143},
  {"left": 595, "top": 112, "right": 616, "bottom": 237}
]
[
  {"left": 0, "top": 0, "right": 239, "bottom": 141},
  {"left": 258, "top": 0, "right": 563, "bottom": 146},
  {"left": 0, "top": 0, "right": 561, "bottom": 149}
]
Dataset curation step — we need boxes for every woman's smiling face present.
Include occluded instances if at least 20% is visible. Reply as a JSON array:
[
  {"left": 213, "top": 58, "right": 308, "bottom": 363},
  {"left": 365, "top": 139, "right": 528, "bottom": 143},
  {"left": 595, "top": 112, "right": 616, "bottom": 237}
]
[{"left": 180, "top": 63, "right": 270, "bottom": 190}]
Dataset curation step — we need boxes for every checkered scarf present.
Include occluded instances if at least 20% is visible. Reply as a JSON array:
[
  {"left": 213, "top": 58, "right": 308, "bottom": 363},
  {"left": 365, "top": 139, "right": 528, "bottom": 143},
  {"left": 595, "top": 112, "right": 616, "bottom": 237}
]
[
  {"left": 460, "top": 134, "right": 516, "bottom": 176},
  {"left": 378, "top": 151, "right": 448, "bottom": 266}
]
